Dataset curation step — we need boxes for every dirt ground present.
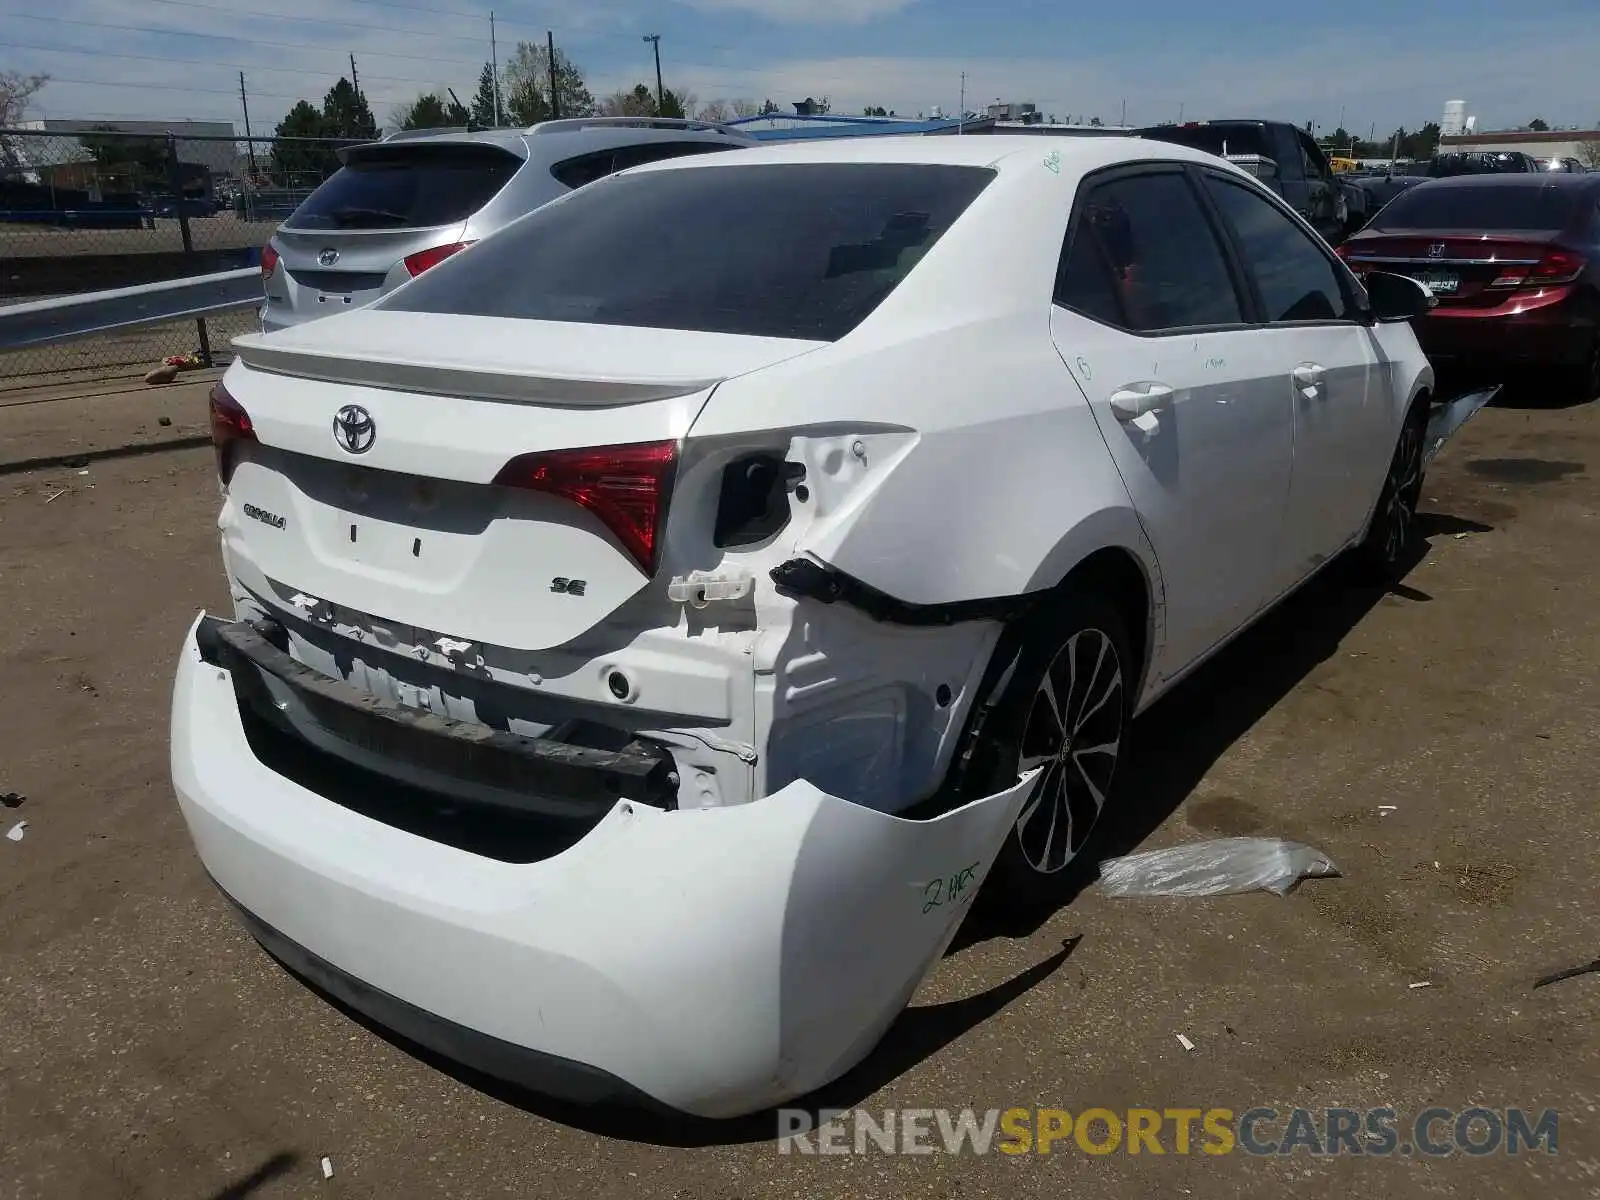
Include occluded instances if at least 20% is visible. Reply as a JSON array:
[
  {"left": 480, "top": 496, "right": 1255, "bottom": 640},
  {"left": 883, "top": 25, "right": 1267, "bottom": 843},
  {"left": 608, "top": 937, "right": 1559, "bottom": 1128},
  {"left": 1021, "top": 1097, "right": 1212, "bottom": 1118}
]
[{"left": 0, "top": 376, "right": 1597, "bottom": 1199}]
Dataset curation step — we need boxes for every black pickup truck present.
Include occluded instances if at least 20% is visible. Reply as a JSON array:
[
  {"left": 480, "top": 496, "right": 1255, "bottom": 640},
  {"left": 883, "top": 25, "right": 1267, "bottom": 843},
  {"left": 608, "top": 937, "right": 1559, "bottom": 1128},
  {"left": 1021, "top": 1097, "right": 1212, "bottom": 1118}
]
[{"left": 1133, "top": 119, "right": 1357, "bottom": 244}]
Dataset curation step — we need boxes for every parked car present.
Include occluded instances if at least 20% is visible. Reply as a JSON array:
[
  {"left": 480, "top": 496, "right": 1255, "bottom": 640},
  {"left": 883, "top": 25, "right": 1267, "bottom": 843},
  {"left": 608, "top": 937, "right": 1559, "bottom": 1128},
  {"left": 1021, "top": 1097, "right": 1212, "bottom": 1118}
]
[
  {"left": 1132, "top": 119, "right": 1353, "bottom": 243},
  {"left": 1337, "top": 173, "right": 1600, "bottom": 397},
  {"left": 1537, "top": 156, "right": 1588, "bottom": 173},
  {"left": 1425, "top": 150, "right": 1540, "bottom": 177},
  {"left": 258, "top": 118, "right": 757, "bottom": 333},
  {"left": 1341, "top": 168, "right": 1429, "bottom": 230},
  {"left": 176, "top": 134, "right": 1470, "bottom": 1119}
]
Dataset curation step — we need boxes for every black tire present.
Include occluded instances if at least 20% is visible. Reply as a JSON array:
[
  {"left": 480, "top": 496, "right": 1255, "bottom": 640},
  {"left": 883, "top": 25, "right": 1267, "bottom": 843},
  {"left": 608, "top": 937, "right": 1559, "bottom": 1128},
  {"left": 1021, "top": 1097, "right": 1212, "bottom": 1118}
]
[
  {"left": 1353, "top": 399, "right": 1428, "bottom": 580},
  {"left": 960, "top": 588, "right": 1134, "bottom": 913},
  {"left": 1563, "top": 336, "right": 1600, "bottom": 403}
]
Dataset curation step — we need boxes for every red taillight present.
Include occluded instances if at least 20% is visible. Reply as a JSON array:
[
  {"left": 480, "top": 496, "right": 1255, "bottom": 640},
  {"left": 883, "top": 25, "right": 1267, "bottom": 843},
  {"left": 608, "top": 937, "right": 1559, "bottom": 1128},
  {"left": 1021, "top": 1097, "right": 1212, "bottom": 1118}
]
[
  {"left": 492, "top": 441, "right": 677, "bottom": 575},
  {"left": 1530, "top": 248, "right": 1586, "bottom": 285},
  {"left": 1489, "top": 248, "right": 1586, "bottom": 290},
  {"left": 209, "top": 383, "right": 257, "bottom": 485},
  {"left": 261, "top": 243, "right": 279, "bottom": 280},
  {"left": 403, "top": 241, "right": 473, "bottom": 277}
]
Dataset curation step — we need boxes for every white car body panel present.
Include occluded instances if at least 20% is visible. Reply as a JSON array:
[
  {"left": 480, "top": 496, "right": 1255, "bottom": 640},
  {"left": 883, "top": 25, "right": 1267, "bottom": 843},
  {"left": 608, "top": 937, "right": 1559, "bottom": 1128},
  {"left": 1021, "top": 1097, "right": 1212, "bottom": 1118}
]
[
  {"left": 171, "top": 134, "right": 1456, "bottom": 1119},
  {"left": 1052, "top": 307, "right": 1292, "bottom": 679},
  {"left": 173, "top": 612, "right": 1037, "bottom": 1119}
]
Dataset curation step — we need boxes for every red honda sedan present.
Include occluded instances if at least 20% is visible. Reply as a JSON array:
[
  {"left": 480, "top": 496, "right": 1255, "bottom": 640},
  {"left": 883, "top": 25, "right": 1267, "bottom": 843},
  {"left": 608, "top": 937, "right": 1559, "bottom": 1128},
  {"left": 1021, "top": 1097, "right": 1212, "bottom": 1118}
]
[{"left": 1337, "top": 174, "right": 1600, "bottom": 399}]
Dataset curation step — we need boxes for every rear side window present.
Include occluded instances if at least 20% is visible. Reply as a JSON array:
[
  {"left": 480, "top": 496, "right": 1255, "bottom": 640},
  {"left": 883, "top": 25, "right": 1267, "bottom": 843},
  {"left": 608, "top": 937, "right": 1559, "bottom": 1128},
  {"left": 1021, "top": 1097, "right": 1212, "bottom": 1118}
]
[
  {"left": 549, "top": 140, "right": 734, "bottom": 189},
  {"left": 384, "top": 162, "right": 995, "bottom": 341},
  {"left": 1372, "top": 183, "right": 1582, "bottom": 232},
  {"left": 1053, "top": 171, "right": 1244, "bottom": 332},
  {"left": 1203, "top": 175, "right": 1357, "bottom": 323},
  {"left": 286, "top": 143, "right": 520, "bottom": 230}
]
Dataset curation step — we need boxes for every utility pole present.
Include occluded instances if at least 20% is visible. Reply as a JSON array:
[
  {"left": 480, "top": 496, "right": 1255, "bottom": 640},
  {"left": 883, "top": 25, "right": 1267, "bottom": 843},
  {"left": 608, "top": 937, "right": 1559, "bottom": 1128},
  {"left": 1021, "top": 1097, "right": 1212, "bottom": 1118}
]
[
  {"left": 959, "top": 71, "right": 965, "bottom": 131},
  {"left": 239, "top": 71, "right": 257, "bottom": 176},
  {"left": 490, "top": 11, "right": 502, "bottom": 126},
  {"left": 349, "top": 53, "right": 359, "bottom": 99},
  {"left": 643, "top": 34, "right": 663, "bottom": 113},
  {"left": 1121, "top": 97, "right": 1127, "bottom": 127},
  {"left": 547, "top": 30, "right": 559, "bottom": 119}
]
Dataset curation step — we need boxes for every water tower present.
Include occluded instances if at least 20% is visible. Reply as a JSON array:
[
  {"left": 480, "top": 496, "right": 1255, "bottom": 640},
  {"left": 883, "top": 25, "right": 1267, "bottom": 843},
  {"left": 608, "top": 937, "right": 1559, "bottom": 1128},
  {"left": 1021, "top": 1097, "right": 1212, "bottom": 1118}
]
[{"left": 1441, "top": 100, "right": 1468, "bottom": 138}]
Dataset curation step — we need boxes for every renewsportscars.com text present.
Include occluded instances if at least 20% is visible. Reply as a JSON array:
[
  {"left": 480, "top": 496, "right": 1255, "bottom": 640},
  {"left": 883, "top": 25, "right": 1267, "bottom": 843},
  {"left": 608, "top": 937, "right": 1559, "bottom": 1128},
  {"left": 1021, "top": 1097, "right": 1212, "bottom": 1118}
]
[{"left": 776, "top": 1106, "right": 1559, "bottom": 1157}]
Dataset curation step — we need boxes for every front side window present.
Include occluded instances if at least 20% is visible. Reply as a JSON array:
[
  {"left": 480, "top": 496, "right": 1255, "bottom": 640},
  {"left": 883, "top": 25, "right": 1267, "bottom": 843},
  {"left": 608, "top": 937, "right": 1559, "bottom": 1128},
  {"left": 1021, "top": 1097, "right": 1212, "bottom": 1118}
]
[
  {"left": 1053, "top": 171, "right": 1244, "bottom": 332},
  {"left": 1203, "top": 175, "right": 1357, "bottom": 323},
  {"left": 384, "top": 162, "right": 995, "bottom": 341}
]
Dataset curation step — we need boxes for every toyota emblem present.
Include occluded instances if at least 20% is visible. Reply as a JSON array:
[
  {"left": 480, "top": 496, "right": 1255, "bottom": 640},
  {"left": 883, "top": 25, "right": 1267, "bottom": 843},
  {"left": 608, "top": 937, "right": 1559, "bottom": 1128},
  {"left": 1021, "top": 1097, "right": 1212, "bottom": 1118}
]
[
  {"left": 318, "top": 247, "right": 340, "bottom": 267},
  {"left": 332, "top": 405, "right": 376, "bottom": 455},
  {"left": 1427, "top": 242, "right": 1447, "bottom": 259}
]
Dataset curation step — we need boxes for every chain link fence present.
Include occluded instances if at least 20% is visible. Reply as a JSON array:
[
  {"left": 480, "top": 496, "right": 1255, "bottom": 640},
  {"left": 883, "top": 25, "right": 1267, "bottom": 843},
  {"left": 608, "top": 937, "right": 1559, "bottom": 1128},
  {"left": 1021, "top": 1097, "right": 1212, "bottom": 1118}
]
[{"left": 1, "top": 127, "right": 359, "bottom": 389}]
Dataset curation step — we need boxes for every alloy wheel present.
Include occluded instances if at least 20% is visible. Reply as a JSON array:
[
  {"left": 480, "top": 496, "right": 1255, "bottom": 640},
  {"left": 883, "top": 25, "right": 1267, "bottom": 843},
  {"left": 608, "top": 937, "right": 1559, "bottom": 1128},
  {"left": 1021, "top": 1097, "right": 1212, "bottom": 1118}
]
[
  {"left": 1382, "top": 420, "right": 1424, "bottom": 565},
  {"left": 1013, "top": 628, "right": 1125, "bottom": 874}
]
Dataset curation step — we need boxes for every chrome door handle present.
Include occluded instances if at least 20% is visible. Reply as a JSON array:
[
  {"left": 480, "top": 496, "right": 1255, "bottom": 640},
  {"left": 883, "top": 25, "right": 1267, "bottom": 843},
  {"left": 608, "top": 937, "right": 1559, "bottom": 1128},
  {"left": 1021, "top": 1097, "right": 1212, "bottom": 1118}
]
[{"left": 1109, "top": 382, "right": 1174, "bottom": 421}]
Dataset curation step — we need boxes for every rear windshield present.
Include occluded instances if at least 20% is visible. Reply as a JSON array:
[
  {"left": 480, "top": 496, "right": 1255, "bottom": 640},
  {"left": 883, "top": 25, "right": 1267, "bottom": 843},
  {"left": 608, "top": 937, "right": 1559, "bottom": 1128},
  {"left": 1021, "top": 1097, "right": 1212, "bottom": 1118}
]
[
  {"left": 382, "top": 161, "right": 996, "bottom": 341},
  {"left": 1371, "top": 183, "right": 1584, "bottom": 232},
  {"left": 285, "top": 143, "right": 521, "bottom": 231},
  {"left": 1136, "top": 124, "right": 1268, "bottom": 159}
]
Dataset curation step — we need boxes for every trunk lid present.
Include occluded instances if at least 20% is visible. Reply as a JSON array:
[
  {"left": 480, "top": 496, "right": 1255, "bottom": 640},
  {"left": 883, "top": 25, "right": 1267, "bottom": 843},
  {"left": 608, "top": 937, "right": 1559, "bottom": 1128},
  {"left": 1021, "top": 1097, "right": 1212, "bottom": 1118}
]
[
  {"left": 1341, "top": 231, "right": 1567, "bottom": 308},
  {"left": 271, "top": 223, "right": 464, "bottom": 298},
  {"left": 220, "top": 311, "right": 826, "bottom": 651}
]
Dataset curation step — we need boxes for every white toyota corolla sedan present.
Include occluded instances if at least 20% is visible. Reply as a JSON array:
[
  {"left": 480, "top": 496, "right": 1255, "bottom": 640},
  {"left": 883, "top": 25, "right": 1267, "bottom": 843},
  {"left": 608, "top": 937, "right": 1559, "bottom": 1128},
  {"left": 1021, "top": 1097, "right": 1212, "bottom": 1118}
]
[{"left": 172, "top": 133, "right": 1474, "bottom": 1119}]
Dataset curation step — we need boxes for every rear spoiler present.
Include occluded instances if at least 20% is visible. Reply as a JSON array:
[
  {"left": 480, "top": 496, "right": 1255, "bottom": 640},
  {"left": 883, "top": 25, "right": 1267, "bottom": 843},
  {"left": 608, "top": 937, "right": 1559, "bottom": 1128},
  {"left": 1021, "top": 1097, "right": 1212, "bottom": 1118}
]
[{"left": 231, "top": 334, "right": 723, "bottom": 406}]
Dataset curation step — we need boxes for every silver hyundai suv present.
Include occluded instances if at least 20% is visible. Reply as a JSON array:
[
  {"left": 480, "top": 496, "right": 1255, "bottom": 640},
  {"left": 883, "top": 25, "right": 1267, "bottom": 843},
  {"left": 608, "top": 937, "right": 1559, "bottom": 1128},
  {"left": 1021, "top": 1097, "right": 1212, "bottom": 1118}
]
[{"left": 259, "top": 117, "right": 756, "bottom": 332}]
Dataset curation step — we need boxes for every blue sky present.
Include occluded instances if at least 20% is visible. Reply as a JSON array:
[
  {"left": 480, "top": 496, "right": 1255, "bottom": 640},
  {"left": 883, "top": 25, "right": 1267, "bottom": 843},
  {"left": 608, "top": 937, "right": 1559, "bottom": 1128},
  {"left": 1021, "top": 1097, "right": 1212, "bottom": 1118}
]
[{"left": 4, "top": 0, "right": 1599, "bottom": 137}]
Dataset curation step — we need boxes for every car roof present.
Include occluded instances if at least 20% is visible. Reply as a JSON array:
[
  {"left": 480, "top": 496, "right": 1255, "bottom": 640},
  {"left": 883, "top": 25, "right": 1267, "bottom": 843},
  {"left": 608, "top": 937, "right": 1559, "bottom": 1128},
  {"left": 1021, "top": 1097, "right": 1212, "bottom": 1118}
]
[
  {"left": 1415, "top": 172, "right": 1598, "bottom": 191},
  {"left": 359, "top": 119, "right": 753, "bottom": 162},
  {"left": 611, "top": 132, "right": 1227, "bottom": 176}
]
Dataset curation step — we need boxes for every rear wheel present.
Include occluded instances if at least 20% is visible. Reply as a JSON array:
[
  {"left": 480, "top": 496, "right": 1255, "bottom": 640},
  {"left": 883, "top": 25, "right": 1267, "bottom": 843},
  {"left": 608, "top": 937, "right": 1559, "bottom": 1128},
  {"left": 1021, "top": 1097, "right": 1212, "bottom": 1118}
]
[
  {"left": 1353, "top": 399, "right": 1428, "bottom": 580},
  {"left": 965, "top": 591, "right": 1133, "bottom": 912},
  {"left": 1564, "top": 336, "right": 1600, "bottom": 402}
]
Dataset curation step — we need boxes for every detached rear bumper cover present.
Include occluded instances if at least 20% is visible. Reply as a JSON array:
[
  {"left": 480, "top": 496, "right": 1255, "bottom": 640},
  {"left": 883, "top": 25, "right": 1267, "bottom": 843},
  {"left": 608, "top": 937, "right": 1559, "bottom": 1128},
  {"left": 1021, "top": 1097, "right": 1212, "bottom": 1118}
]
[{"left": 171, "top": 613, "right": 1038, "bottom": 1119}]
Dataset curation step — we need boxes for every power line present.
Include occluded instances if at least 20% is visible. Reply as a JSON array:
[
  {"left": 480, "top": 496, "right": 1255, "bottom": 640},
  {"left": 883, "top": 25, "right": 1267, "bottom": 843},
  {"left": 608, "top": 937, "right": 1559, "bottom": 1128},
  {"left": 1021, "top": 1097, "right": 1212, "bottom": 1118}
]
[
  {"left": 0, "top": 11, "right": 487, "bottom": 68},
  {"left": 117, "top": 0, "right": 503, "bottom": 47},
  {"left": 1, "top": 40, "right": 471, "bottom": 87},
  {"left": 24, "top": 75, "right": 416, "bottom": 105}
]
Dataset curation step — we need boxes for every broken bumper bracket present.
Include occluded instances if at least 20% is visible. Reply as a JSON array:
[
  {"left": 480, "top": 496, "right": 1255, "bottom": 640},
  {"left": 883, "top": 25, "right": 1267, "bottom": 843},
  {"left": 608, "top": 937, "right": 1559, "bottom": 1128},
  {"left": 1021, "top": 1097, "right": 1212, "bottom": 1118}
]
[{"left": 194, "top": 615, "right": 680, "bottom": 815}]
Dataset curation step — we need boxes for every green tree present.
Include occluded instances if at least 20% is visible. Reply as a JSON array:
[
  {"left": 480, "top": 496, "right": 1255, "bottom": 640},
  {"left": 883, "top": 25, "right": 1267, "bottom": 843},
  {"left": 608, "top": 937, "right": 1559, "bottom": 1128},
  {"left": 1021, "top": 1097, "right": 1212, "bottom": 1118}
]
[
  {"left": 80, "top": 124, "right": 170, "bottom": 187},
  {"left": 271, "top": 100, "right": 339, "bottom": 182},
  {"left": 322, "top": 77, "right": 378, "bottom": 141},
  {"left": 758, "top": 98, "right": 780, "bottom": 115},
  {"left": 1529, "top": 117, "right": 1550, "bottom": 132},
  {"left": 506, "top": 75, "right": 550, "bottom": 125},
  {"left": 504, "top": 41, "right": 595, "bottom": 121},
  {"left": 470, "top": 63, "right": 501, "bottom": 126},
  {"left": 863, "top": 105, "right": 888, "bottom": 117},
  {"left": 658, "top": 88, "right": 686, "bottom": 119},
  {"left": 396, "top": 92, "right": 466, "bottom": 131}
]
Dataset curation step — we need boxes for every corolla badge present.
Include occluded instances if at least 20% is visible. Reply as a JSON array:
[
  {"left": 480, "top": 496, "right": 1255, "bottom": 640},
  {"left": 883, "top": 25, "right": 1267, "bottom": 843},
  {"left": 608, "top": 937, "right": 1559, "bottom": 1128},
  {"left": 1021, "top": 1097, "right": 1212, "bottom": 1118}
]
[
  {"left": 318, "top": 247, "right": 340, "bottom": 266},
  {"left": 332, "top": 405, "right": 376, "bottom": 454}
]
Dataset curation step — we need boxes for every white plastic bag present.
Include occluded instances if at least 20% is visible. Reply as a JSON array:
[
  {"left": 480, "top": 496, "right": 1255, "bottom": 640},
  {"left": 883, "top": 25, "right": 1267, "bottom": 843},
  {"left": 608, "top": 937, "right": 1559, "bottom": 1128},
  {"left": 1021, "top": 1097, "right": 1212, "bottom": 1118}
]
[{"left": 1096, "top": 837, "right": 1339, "bottom": 898}]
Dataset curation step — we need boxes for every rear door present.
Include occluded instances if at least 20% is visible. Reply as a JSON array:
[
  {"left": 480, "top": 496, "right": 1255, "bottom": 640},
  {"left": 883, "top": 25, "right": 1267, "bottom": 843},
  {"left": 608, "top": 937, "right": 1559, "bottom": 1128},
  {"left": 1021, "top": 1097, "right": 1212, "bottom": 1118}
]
[
  {"left": 1198, "top": 169, "right": 1389, "bottom": 585},
  {"left": 1050, "top": 165, "right": 1294, "bottom": 680}
]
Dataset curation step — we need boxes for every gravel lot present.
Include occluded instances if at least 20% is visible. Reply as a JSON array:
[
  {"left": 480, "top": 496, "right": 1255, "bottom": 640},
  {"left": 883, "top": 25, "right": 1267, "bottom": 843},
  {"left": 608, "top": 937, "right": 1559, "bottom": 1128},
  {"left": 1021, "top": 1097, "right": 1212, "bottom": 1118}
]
[{"left": 1, "top": 378, "right": 1596, "bottom": 1199}]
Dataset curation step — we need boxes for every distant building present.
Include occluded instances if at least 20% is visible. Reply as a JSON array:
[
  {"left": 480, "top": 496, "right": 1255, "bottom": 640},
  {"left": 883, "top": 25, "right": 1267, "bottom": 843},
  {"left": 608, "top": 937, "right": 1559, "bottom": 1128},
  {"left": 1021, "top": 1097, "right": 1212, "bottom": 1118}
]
[
  {"left": 1439, "top": 128, "right": 1600, "bottom": 163},
  {"left": 16, "top": 119, "right": 238, "bottom": 176}
]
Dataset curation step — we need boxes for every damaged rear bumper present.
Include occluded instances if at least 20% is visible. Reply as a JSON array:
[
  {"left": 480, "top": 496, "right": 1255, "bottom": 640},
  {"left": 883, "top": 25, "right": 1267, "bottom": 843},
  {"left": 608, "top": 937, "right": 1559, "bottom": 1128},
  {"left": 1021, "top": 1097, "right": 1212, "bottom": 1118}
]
[{"left": 170, "top": 613, "right": 1038, "bottom": 1119}]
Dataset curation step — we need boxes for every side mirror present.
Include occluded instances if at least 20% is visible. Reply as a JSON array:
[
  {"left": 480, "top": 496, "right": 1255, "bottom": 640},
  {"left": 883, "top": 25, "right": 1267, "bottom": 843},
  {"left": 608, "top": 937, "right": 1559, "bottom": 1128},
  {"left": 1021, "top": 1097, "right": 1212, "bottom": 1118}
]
[{"left": 1364, "top": 270, "right": 1437, "bottom": 322}]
